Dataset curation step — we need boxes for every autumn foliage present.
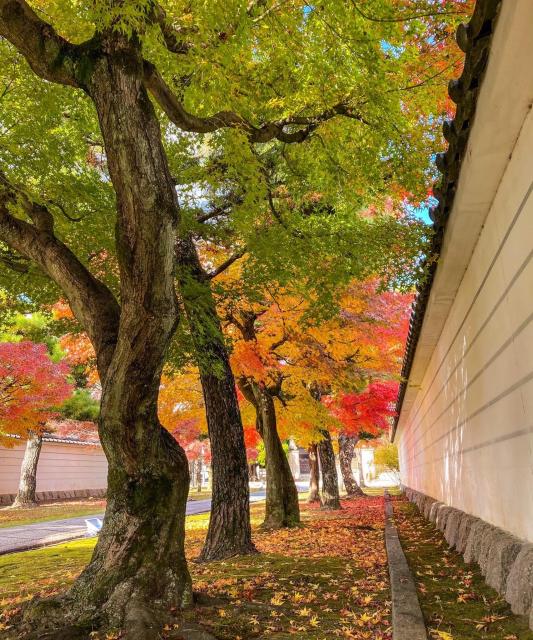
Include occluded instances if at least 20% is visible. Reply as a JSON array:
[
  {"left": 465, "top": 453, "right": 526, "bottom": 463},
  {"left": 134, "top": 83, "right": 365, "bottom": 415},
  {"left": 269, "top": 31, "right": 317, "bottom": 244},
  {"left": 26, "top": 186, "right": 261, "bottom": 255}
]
[{"left": 0, "top": 341, "right": 73, "bottom": 445}]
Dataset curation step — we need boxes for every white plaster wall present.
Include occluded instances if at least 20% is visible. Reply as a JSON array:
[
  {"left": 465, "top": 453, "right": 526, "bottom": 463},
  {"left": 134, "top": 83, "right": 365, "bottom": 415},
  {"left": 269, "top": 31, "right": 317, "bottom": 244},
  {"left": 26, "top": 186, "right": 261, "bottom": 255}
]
[
  {"left": 0, "top": 442, "right": 108, "bottom": 494},
  {"left": 397, "top": 102, "right": 533, "bottom": 542}
]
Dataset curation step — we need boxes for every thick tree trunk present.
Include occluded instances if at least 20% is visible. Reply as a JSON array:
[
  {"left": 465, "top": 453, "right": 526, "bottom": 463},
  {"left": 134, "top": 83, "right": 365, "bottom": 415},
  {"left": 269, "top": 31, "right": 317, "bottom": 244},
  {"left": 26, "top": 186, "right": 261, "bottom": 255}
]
[
  {"left": 307, "top": 443, "right": 320, "bottom": 503},
  {"left": 242, "top": 382, "right": 300, "bottom": 528},
  {"left": 317, "top": 429, "right": 341, "bottom": 510},
  {"left": 12, "top": 433, "right": 42, "bottom": 508},
  {"left": 25, "top": 43, "right": 194, "bottom": 638},
  {"left": 338, "top": 434, "right": 364, "bottom": 497},
  {"left": 65, "top": 425, "right": 192, "bottom": 637},
  {"left": 177, "top": 238, "right": 255, "bottom": 560},
  {"left": 249, "top": 463, "right": 259, "bottom": 482},
  {"left": 0, "top": 21, "right": 193, "bottom": 640}
]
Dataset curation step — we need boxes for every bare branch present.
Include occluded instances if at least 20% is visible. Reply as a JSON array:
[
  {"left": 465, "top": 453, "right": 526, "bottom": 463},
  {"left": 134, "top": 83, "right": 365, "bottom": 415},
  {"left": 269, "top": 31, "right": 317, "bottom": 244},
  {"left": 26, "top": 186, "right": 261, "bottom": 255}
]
[
  {"left": 0, "top": 0, "right": 84, "bottom": 87},
  {"left": 196, "top": 196, "right": 244, "bottom": 223},
  {"left": 208, "top": 247, "right": 246, "bottom": 279},
  {"left": 151, "top": 4, "right": 195, "bottom": 54}
]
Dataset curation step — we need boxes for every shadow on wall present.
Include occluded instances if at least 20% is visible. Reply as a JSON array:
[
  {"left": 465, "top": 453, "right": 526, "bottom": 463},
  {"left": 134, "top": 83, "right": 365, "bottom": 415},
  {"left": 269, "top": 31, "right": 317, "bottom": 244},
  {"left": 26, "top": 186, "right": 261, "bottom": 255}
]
[{"left": 441, "top": 333, "right": 469, "bottom": 509}]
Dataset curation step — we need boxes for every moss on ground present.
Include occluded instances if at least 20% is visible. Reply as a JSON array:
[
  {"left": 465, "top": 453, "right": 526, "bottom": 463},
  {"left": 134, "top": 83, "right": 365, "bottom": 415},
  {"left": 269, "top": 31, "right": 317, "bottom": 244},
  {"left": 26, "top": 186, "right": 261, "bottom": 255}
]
[
  {"left": 395, "top": 499, "right": 533, "bottom": 640},
  {"left": 0, "top": 498, "right": 392, "bottom": 639}
]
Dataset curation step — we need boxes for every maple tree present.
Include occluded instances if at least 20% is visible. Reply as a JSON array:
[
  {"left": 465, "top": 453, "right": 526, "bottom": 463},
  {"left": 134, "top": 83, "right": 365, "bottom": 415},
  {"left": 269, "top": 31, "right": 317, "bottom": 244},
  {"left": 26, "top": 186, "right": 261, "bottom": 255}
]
[
  {"left": 0, "top": 0, "right": 471, "bottom": 634},
  {"left": 0, "top": 341, "right": 73, "bottom": 507},
  {"left": 0, "top": 341, "right": 72, "bottom": 445},
  {"left": 217, "top": 271, "right": 412, "bottom": 518}
]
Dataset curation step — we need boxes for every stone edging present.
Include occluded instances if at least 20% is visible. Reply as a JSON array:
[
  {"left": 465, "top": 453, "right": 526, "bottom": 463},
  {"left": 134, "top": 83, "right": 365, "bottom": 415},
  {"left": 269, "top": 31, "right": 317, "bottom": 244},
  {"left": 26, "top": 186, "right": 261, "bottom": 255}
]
[
  {"left": 384, "top": 493, "right": 428, "bottom": 640},
  {"left": 403, "top": 487, "right": 533, "bottom": 631},
  {"left": 0, "top": 488, "right": 106, "bottom": 506}
]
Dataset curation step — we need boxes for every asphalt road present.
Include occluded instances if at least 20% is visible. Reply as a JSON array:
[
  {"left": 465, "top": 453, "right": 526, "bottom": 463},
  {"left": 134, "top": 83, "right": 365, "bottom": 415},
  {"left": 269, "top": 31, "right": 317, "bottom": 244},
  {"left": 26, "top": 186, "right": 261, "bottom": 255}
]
[{"left": 0, "top": 485, "right": 307, "bottom": 555}]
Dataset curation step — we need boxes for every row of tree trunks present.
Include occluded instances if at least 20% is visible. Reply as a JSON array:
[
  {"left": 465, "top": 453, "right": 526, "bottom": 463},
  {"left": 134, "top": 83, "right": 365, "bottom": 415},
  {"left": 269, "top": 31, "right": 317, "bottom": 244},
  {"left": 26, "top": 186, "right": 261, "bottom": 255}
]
[{"left": 338, "top": 434, "right": 365, "bottom": 497}]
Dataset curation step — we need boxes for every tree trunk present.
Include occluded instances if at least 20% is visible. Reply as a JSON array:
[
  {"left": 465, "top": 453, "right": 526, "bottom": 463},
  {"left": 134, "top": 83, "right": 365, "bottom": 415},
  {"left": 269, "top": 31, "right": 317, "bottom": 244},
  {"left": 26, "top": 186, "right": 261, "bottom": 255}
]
[
  {"left": 355, "top": 447, "right": 366, "bottom": 488},
  {"left": 249, "top": 463, "right": 259, "bottom": 482},
  {"left": 0, "top": 22, "right": 194, "bottom": 640},
  {"left": 307, "top": 443, "right": 320, "bottom": 503},
  {"left": 338, "top": 434, "right": 364, "bottom": 497},
  {"left": 177, "top": 237, "right": 255, "bottom": 560},
  {"left": 12, "top": 433, "right": 42, "bottom": 508},
  {"left": 30, "top": 44, "right": 194, "bottom": 638},
  {"left": 242, "top": 381, "right": 300, "bottom": 528},
  {"left": 196, "top": 454, "right": 203, "bottom": 491},
  {"left": 317, "top": 429, "right": 341, "bottom": 510}
]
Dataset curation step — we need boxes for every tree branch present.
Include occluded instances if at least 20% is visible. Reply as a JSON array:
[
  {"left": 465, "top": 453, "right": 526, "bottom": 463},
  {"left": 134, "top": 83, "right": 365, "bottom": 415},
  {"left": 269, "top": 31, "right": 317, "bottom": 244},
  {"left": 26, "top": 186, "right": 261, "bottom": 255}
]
[
  {"left": 207, "top": 247, "right": 246, "bottom": 279},
  {"left": 196, "top": 196, "right": 244, "bottom": 223},
  {"left": 0, "top": 0, "right": 84, "bottom": 87},
  {"left": 151, "top": 0, "right": 268, "bottom": 56},
  {"left": 350, "top": 1, "right": 467, "bottom": 23},
  {"left": 144, "top": 61, "right": 368, "bottom": 143},
  {"left": 0, "top": 171, "right": 120, "bottom": 377}
]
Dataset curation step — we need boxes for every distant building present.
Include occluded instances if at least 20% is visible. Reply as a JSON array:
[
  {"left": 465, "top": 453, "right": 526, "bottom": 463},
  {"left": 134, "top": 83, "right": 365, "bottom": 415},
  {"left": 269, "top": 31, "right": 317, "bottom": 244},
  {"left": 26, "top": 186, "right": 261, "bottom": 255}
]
[{"left": 0, "top": 435, "right": 107, "bottom": 505}]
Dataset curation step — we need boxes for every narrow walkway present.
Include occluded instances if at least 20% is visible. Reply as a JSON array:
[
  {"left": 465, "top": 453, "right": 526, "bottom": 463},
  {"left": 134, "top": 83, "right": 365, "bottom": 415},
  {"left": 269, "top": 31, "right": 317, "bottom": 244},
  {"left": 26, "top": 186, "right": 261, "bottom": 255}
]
[
  {"left": 384, "top": 493, "right": 428, "bottom": 640},
  {"left": 0, "top": 491, "right": 269, "bottom": 555}
]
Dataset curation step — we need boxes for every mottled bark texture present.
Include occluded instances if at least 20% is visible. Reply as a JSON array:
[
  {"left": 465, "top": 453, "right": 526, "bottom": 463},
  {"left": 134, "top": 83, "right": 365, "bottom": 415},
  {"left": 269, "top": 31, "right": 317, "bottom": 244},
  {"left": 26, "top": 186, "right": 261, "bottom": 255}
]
[
  {"left": 177, "top": 237, "right": 255, "bottom": 560},
  {"left": 317, "top": 429, "right": 341, "bottom": 510},
  {"left": 196, "top": 456, "right": 203, "bottom": 491},
  {"left": 0, "top": 18, "right": 192, "bottom": 637},
  {"left": 240, "top": 380, "right": 300, "bottom": 528},
  {"left": 307, "top": 443, "right": 320, "bottom": 503},
  {"left": 338, "top": 434, "right": 364, "bottom": 497},
  {"left": 12, "top": 433, "right": 42, "bottom": 508}
]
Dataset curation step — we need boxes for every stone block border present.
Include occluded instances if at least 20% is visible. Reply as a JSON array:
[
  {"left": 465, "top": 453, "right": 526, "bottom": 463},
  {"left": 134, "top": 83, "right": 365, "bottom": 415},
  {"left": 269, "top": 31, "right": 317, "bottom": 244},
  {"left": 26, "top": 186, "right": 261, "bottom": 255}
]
[
  {"left": 0, "top": 488, "right": 106, "bottom": 506},
  {"left": 403, "top": 486, "right": 533, "bottom": 631}
]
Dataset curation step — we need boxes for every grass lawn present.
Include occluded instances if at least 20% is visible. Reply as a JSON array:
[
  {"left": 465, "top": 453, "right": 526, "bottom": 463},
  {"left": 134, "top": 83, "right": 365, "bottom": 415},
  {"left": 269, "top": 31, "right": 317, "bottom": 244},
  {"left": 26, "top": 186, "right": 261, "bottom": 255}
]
[
  {"left": 0, "top": 500, "right": 107, "bottom": 529},
  {"left": 394, "top": 498, "right": 533, "bottom": 640},
  {"left": 0, "top": 490, "right": 214, "bottom": 529},
  {"left": 187, "top": 489, "right": 213, "bottom": 501},
  {"left": 0, "top": 497, "right": 392, "bottom": 639}
]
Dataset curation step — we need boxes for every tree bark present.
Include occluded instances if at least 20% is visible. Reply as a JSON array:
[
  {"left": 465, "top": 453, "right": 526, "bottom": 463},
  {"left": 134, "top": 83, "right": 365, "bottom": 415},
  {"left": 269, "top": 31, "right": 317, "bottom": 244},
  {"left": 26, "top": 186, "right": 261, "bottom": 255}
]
[
  {"left": 241, "top": 381, "right": 300, "bottom": 528},
  {"left": 12, "top": 433, "right": 42, "bottom": 508},
  {"left": 307, "top": 443, "right": 320, "bottom": 503},
  {"left": 196, "top": 454, "right": 203, "bottom": 491},
  {"left": 338, "top": 434, "right": 365, "bottom": 497},
  {"left": 177, "top": 237, "right": 255, "bottom": 560},
  {"left": 355, "top": 447, "right": 366, "bottom": 489},
  {"left": 317, "top": 429, "right": 341, "bottom": 510},
  {"left": 32, "top": 43, "right": 193, "bottom": 638}
]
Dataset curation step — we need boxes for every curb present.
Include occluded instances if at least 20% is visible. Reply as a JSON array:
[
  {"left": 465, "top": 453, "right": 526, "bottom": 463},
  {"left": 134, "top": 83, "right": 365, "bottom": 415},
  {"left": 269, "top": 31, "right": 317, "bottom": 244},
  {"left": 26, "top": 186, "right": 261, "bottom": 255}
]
[{"left": 384, "top": 492, "right": 428, "bottom": 640}]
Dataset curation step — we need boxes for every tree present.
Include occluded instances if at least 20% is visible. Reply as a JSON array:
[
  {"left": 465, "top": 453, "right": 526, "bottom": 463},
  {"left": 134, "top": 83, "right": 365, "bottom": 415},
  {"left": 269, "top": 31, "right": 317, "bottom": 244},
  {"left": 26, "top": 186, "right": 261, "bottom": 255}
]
[
  {"left": 307, "top": 443, "right": 320, "bottom": 503},
  {"left": 0, "top": 0, "right": 470, "bottom": 634},
  {"left": 338, "top": 434, "right": 364, "bottom": 497},
  {"left": 0, "top": 341, "right": 72, "bottom": 506},
  {"left": 176, "top": 241, "right": 255, "bottom": 559},
  {"left": 374, "top": 442, "right": 401, "bottom": 484},
  {"left": 317, "top": 428, "right": 341, "bottom": 510}
]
